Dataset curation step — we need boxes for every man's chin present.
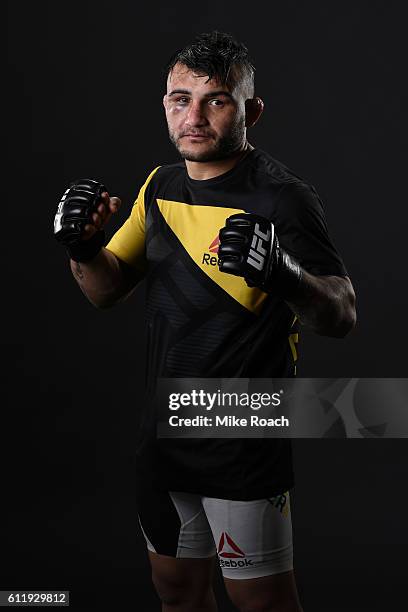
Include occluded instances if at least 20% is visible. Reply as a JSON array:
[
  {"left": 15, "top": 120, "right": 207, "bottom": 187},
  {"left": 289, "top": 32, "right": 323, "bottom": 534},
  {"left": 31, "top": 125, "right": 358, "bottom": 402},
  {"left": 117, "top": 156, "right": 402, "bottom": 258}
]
[
  {"left": 177, "top": 144, "right": 230, "bottom": 163},
  {"left": 180, "top": 151, "right": 216, "bottom": 162}
]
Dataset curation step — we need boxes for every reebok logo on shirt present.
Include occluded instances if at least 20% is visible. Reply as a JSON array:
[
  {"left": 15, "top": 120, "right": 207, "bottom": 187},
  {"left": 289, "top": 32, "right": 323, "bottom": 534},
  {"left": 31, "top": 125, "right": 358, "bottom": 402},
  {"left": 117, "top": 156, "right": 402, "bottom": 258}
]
[
  {"left": 202, "top": 234, "right": 220, "bottom": 266},
  {"left": 208, "top": 235, "right": 220, "bottom": 253}
]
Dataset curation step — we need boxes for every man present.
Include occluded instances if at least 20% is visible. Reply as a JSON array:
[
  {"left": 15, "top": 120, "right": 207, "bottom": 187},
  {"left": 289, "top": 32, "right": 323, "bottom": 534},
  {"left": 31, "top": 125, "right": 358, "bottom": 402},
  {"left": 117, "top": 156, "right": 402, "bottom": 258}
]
[{"left": 54, "top": 31, "right": 356, "bottom": 612}]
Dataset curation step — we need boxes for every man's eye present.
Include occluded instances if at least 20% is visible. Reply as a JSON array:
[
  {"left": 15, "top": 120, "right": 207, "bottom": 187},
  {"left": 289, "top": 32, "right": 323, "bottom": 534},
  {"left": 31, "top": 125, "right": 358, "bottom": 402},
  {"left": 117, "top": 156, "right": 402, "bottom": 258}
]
[
  {"left": 209, "top": 99, "right": 224, "bottom": 106},
  {"left": 176, "top": 97, "right": 189, "bottom": 104}
]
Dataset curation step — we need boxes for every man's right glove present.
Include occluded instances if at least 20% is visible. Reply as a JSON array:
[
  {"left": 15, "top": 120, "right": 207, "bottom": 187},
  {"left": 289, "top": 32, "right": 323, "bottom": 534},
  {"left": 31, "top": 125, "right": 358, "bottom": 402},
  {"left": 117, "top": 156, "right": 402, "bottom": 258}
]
[
  {"left": 53, "top": 179, "right": 107, "bottom": 262},
  {"left": 218, "top": 212, "right": 302, "bottom": 299}
]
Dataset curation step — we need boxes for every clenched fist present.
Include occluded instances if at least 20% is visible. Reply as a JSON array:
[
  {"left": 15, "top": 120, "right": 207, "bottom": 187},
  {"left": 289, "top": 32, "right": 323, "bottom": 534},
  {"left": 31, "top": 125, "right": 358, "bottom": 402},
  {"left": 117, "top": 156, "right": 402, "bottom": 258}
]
[
  {"left": 54, "top": 179, "right": 121, "bottom": 262},
  {"left": 218, "top": 212, "right": 302, "bottom": 298}
]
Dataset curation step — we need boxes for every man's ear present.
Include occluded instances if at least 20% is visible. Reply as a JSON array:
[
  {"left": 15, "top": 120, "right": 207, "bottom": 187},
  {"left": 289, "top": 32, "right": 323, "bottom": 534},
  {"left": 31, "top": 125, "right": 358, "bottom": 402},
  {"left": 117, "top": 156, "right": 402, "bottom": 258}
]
[
  {"left": 163, "top": 94, "right": 167, "bottom": 110},
  {"left": 245, "top": 97, "right": 264, "bottom": 128}
]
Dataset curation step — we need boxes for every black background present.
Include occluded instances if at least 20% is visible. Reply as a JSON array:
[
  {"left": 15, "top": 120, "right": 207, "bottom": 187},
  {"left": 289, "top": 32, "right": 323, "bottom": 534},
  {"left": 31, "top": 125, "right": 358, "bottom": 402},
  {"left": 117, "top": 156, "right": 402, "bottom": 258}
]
[{"left": 4, "top": 1, "right": 407, "bottom": 610}]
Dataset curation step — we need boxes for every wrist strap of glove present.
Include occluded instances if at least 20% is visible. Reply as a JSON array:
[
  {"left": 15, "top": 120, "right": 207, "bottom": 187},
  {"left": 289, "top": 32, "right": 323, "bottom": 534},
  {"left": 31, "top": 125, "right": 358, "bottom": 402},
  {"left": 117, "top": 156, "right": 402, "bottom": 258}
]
[
  {"left": 272, "top": 236, "right": 303, "bottom": 299},
  {"left": 66, "top": 230, "right": 106, "bottom": 263},
  {"left": 247, "top": 231, "right": 302, "bottom": 298}
]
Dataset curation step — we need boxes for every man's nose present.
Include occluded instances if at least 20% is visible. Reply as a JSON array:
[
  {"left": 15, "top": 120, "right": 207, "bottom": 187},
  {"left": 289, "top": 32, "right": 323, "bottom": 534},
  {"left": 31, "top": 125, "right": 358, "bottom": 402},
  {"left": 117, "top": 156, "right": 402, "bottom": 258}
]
[{"left": 185, "top": 101, "right": 208, "bottom": 126}]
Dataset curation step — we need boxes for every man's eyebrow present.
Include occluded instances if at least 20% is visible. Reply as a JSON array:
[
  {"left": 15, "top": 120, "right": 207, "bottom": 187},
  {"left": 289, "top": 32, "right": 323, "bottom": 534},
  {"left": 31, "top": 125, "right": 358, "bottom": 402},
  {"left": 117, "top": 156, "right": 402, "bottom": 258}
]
[
  {"left": 168, "top": 89, "right": 233, "bottom": 99},
  {"left": 168, "top": 89, "right": 191, "bottom": 97},
  {"left": 204, "top": 90, "right": 233, "bottom": 99}
]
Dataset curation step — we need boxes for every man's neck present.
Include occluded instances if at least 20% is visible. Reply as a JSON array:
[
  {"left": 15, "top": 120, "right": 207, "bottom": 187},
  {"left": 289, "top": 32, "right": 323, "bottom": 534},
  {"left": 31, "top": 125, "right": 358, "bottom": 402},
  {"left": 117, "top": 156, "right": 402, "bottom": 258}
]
[{"left": 185, "top": 142, "right": 254, "bottom": 180}]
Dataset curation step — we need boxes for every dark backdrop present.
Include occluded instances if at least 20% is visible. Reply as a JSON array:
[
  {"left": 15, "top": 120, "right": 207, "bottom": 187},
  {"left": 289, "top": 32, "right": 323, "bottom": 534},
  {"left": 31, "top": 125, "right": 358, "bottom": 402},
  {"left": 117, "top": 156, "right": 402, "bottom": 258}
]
[{"left": 5, "top": 1, "right": 407, "bottom": 610}]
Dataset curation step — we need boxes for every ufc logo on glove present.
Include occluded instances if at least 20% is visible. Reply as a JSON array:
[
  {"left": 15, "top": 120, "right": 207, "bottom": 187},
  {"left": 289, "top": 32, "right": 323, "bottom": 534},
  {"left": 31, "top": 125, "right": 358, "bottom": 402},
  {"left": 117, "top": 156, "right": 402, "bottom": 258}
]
[{"left": 247, "top": 223, "right": 273, "bottom": 271}]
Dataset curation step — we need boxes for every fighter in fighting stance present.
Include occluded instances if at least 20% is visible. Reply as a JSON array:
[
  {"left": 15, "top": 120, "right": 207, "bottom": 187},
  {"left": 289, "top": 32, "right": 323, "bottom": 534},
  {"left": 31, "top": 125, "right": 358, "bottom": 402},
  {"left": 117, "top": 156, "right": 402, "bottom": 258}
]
[{"left": 54, "top": 31, "right": 356, "bottom": 612}]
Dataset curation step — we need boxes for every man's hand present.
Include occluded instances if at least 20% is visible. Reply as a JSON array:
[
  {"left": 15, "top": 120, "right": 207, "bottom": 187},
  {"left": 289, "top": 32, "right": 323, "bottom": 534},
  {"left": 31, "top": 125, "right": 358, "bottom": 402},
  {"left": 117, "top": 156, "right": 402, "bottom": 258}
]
[
  {"left": 218, "top": 212, "right": 302, "bottom": 297},
  {"left": 53, "top": 178, "right": 121, "bottom": 262},
  {"left": 217, "top": 212, "right": 356, "bottom": 337}
]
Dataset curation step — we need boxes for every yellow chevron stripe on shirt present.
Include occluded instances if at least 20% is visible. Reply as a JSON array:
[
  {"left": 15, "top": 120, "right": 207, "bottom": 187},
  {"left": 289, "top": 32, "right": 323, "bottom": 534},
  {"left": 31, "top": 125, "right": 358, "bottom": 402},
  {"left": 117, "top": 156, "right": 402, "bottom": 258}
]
[
  {"left": 156, "top": 198, "right": 268, "bottom": 314},
  {"left": 289, "top": 333, "right": 299, "bottom": 362},
  {"left": 105, "top": 166, "right": 161, "bottom": 271}
]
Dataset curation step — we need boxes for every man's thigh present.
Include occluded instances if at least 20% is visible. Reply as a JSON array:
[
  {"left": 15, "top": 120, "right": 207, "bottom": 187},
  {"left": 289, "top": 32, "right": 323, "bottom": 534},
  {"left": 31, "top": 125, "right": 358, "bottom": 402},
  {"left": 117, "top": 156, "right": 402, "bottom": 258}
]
[
  {"left": 202, "top": 491, "right": 301, "bottom": 610},
  {"left": 148, "top": 551, "right": 218, "bottom": 600},
  {"left": 137, "top": 486, "right": 216, "bottom": 558},
  {"left": 137, "top": 486, "right": 218, "bottom": 603},
  {"left": 224, "top": 570, "right": 303, "bottom": 612}
]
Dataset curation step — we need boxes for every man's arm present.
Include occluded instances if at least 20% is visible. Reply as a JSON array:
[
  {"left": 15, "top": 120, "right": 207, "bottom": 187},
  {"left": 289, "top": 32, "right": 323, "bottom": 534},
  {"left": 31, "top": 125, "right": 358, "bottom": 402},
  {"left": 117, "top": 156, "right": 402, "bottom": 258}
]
[
  {"left": 53, "top": 173, "right": 152, "bottom": 308},
  {"left": 285, "top": 273, "right": 356, "bottom": 338},
  {"left": 218, "top": 212, "right": 357, "bottom": 338},
  {"left": 70, "top": 248, "right": 143, "bottom": 309}
]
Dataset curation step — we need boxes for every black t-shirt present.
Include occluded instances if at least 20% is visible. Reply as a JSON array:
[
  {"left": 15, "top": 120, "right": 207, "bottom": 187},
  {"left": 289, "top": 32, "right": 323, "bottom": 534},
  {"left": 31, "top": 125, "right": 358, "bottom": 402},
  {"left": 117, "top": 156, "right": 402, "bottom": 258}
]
[{"left": 106, "top": 147, "right": 348, "bottom": 500}]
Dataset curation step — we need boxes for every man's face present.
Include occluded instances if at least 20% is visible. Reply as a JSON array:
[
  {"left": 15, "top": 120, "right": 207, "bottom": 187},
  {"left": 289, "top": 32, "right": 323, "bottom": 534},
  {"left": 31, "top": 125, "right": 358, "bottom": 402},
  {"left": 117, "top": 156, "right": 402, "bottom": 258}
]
[{"left": 163, "top": 62, "right": 248, "bottom": 162}]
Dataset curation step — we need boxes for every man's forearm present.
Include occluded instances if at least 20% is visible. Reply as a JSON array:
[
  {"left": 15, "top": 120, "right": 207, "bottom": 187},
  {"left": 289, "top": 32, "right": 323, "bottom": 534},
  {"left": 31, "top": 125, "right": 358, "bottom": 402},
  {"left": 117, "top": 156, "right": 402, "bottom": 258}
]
[
  {"left": 285, "top": 272, "right": 356, "bottom": 338},
  {"left": 70, "top": 248, "right": 140, "bottom": 309}
]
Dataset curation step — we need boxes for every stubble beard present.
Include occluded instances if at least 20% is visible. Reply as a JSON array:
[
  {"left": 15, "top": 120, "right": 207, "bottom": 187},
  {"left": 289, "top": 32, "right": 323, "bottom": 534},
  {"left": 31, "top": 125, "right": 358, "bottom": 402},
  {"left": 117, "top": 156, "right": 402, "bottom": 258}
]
[{"left": 168, "top": 115, "right": 246, "bottom": 162}]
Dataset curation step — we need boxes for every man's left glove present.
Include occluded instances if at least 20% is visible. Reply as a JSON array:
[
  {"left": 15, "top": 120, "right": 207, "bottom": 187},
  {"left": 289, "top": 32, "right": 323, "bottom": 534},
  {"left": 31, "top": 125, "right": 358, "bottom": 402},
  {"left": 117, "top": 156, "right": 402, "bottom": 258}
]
[
  {"left": 53, "top": 179, "right": 107, "bottom": 262},
  {"left": 218, "top": 212, "right": 302, "bottom": 298}
]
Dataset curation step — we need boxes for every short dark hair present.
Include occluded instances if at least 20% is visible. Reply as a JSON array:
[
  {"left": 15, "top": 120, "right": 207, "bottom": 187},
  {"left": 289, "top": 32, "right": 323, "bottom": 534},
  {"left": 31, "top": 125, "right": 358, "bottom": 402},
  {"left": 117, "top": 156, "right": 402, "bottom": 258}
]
[{"left": 165, "top": 31, "right": 255, "bottom": 97}]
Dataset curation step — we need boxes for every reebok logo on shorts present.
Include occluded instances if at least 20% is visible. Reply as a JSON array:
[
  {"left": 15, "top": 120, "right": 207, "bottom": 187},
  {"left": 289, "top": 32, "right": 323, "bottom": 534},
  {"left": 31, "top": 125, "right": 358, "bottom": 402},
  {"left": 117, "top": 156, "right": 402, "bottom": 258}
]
[
  {"left": 218, "top": 532, "right": 245, "bottom": 558},
  {"left": 217, "top": 532, "right": 253, "bottom": 568}
]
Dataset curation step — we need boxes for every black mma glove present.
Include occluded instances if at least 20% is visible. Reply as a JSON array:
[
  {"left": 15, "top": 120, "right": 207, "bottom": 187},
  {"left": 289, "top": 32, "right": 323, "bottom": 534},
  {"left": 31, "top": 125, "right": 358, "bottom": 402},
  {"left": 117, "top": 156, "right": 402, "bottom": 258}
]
[
  {"left": 218, "top": 213, "right": 302, "bottom": 298},
  {"left": 53, "top": 179, "right": 107, "bottom": 262}
]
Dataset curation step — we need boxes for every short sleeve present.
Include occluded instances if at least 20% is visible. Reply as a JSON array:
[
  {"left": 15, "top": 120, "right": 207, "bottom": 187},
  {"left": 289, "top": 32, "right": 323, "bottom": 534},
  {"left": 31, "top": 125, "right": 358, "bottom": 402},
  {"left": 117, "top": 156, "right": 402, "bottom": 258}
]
[
  {"left": 105, "top": 166, "right": 160, "bottom": 272},
  {"left": 273, "top": 182, "right": 348, "bottom": 277}
]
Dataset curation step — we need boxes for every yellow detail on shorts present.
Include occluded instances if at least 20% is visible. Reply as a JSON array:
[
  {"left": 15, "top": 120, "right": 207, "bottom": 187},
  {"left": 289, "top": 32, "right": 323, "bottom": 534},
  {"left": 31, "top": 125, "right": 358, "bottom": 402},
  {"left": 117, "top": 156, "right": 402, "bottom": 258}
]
[
  {"left": 269, "top": 491, "right": 290, "bottom": 517},
  {"left": 156, "top": 198, "right": 268, "bottom": 314},
  {"left": 282, "top": 492, "right": 290, "bottom": 517}
]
